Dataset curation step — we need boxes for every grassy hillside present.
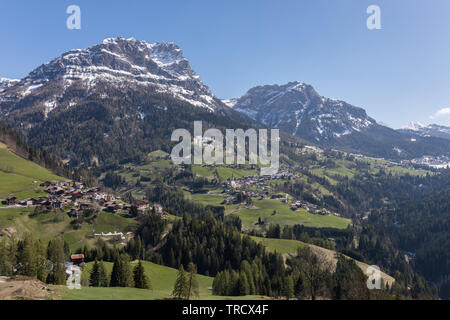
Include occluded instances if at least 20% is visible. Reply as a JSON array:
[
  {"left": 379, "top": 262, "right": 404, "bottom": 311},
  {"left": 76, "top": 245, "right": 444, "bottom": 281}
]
[
  {"left": 58, "top": 260, "right": 266, "bottom": 300},
  {"left": 185, "top": 193, "right": 351, "bottom": 230},
  {"left": 249, "top": 236, "right": 308, "bottom": 254},
  {"left": 233, "top": 198, "right": 351, "bottom": 230},
  {"left": 192, "top": 165, "right": 258, "bottom": 179},
  {"left": 0, "top": 207, "right": 137, "bottom": 250},
  {"left": 0, "top": 142, "right": 63, "bottom": 199},
  {"left": 0, "top": 141, "right": 137, "bottom": 250},
  {"left": 249, "top": 235, "right": 395, "bottom": 287}
]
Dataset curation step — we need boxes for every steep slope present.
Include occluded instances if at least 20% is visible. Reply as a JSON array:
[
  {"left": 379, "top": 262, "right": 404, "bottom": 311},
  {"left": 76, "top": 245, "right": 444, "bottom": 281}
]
[
  {"left": 0, "top": 37, "right": 259, "bottom": 165},
  {"left": 232, "top": 82, "right": 376, "bottom": 140},
  {"left": 0, "top": 37, "right": 224, "bottom": 114},
  {"left": 0, "top": 124, "right": 64, "bottom": 199},
  {"left": 0, "top": 141, "right": 62, "bottom": 199},
  {"left": 230, "top": 82, "right": 450, "bottom": 160},
  {"left": 249, "top": 236, "right": 395, "bottom": 287}
]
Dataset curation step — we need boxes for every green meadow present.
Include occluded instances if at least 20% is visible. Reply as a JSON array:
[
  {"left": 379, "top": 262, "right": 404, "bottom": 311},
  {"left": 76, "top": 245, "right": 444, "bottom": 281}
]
[
  {"left": 186, "top": 192, "right": 351, "bottom": 230},
  {"left": 0, "top": 207, "right": 137, "bottom": 251},
  {"left": 0, "top": 142, "right": 63, "bottom": 199},
  {"left": 57, "top": 260, "right": 266, "bottom": 300},
  {"left": 231, "top": 198, "right": 351, "bottom": 230},
  {"left": 249, "top": 236, "right": 308, "bottom": 254},
  {"left": 192, "top": 165, "right": 258, "bottom": 180}
]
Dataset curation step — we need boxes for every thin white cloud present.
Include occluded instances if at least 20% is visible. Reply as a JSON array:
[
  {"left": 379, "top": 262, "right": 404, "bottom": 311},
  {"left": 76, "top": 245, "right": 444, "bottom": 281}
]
[
  {"left": 436, "top": 107, "right": 450, "bottom": 116},
  {"left": 429, "top": 107, "right": 450, "bottom": 119}
]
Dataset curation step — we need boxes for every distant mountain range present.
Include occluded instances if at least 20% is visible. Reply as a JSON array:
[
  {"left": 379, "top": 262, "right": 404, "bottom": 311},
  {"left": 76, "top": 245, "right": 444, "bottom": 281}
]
[
  {"left": 227, "top": 82, "right": 450, "bottom": 159},
  {"left": 398, "top": 122, "right": 450, "bottom": 140},
  {"left": 0, "top": 37, "right": 449, "bottom": 165},
  {"left": 229, "top": 82, "right": 376, "bottom": 142}
]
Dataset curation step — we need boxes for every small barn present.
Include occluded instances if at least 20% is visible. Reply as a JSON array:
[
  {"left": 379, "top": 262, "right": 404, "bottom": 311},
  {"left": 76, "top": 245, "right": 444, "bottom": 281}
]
[
  {"left": 5, "top": 196, "right": 17, "bottom": 205},
  {"left": 70, "top": 254, "right": 85, "bottom": 266}
]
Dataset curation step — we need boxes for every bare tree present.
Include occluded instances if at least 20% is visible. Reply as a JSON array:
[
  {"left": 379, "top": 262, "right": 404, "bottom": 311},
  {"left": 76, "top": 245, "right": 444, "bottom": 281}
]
[{"left": 293, "top": 247, "right": 333, "bottom": 300}]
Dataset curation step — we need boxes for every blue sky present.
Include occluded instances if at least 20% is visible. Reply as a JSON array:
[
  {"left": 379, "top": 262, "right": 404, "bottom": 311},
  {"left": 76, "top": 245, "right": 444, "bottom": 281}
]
[{"left": 1, "top": 0, "right": 450, "bottom": 128}]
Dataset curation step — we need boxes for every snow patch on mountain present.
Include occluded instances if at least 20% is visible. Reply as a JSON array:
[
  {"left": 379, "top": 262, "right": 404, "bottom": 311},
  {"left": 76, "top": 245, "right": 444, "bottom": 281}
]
[
  {"left": 399, "top": 122, "right": 450, "bottom": 140},
  {"left": 0, "top": 78, "right": 20, "bottom": 92},
  {"left": 222, "top": 98, "right": 238, "bottom": 108},
  {"left": 0, "top": 37, "right": 223, "bottom": 114},
  {"left": 231, "top": 81, "right": 377, "bottom": 143}
]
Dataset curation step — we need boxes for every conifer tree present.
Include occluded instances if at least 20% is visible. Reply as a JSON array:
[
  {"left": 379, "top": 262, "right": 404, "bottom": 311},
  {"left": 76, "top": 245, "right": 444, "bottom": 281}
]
[
  {"left": 17, "top": 234, "right": 37, "bottom": 277},
  {"left": 294, "top": 273, "right": 306, "bottom": 299},
  {"left": 8, "top": 237, "right": 18, "bottom": 275},
  {"left": 187, "top": 262, "right": 199, "bottom": 299},
  {"left": 212, "top": 271, "right": 224, "bottom": 295},
  {"left": 110, "top": 256, "right": 122, "bottom": 287},
  {"left": 282, "top": 276, "right": 294, "bottom": 300},
  {"left": 133, "top": 260, "right": 151, "bottom": 289},
  {"left": 240, "top": 261, "right": 256, "bottom": 294},
  {"left": 98, "top": 261, "right": 109, "bottom": 287},
  {"left": 35, "top": 240, "right": 47, "bottom": 282},
  {"left": 90, "top": 260, "right": 101, "bottom": 287},
  {"left": 238, "top": 272, "right": 250, "bottom": 296},
  {"left": 110, "top": 254, "right": 133, "bottom": 287},
  {"left": 0, "top": 239, "right": 12, "bottom": 276},
  {"left": 121, "top": 254, "right": 133, "bottom": 287},
  {"left": 230, "top": 270, "right": 239, "bottom": 296},
  {"left": 172, "top": 265, "right": 188, "bottom": 299},
  {"left": 46, "top": 238, "right": 66, "bottom": 285}
]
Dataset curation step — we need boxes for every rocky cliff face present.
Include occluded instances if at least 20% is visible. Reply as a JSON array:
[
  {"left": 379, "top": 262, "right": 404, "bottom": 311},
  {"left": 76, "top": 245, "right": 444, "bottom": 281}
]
[
  {"left": 231, "top": 81, "right": 376, "bottom": 143},
  {"left": 229, "top": 82, "right": 450, "bottom": 159},
  {"left": 0, "top": 37, "right": 226, "bottom": 121},
  {"left": 398, "top": 122, "right": 450, "bottom": 140}
]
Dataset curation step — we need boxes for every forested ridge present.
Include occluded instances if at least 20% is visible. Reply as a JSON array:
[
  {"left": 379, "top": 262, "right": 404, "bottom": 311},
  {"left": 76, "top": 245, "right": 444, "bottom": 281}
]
[{"left": 0, "top": 121, "right": 448, "bottom": 299}]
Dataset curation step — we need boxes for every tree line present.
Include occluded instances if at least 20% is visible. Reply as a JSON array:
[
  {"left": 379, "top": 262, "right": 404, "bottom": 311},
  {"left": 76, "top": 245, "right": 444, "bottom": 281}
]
[
  {"left": 0, "top": 235, "right": 69, "bottom": 285},
  {"left": 89, "top": 255, "right": 151, "bottom": 290}
]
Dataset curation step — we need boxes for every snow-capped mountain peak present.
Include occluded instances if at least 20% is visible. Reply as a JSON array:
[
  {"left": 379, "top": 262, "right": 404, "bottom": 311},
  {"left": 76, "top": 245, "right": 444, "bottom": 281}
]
[
  {"left": 222, "top": 98, "right": 238, "bottom": 108},
  {"left": 230, "top": 81, "right": 376, "bottom": 142},
  {"left": 0, "top": 37, "right": 223, "bottom": 115},
  {"left": 402, "top": 121, "right": 425, "bottom": 131},
  {"left": 0, "top": 78, "right": 20, "bottom": 92},
  {"left": 399, "top": 122, "right": 450, "bottom": 140}
]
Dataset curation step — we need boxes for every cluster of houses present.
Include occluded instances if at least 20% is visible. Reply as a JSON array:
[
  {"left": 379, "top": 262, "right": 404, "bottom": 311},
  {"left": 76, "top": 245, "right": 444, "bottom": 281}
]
[
  {"left": 289, "top": 200, "right": 338, "bottom": 216},
  {"left": 2, "top": 194, "right": 63, "bottom": 209},
  {"left": 133, "top": 200, "right": 164, "bottom": 216},
  {"left": 224, "top": 168, "right": 300, "bottom": 194},
  {"left": 43, "top": 180, "right": 123, "bottom": 216},
  {"left": 218, "top": 169, "right": 342, "bottom": 217},
  {"left": 1, "top": 179, "right": 165, "bottom": 218},
  {"left": 93, "top": 231, "right": 133, "bottom": 240}
]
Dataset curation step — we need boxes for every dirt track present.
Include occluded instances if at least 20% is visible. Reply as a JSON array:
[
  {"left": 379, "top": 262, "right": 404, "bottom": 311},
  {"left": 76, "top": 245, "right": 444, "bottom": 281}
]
[{"left": 0, "top": 276, "right": 54, "bottom": 300}]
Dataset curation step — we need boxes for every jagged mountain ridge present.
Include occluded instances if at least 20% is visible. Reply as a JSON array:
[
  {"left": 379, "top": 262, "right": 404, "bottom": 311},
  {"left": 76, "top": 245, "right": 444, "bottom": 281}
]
[
  {"left": 0, "top": 37, "right": 226, "bottom": 119},
  {"left": 398, "top": 122, "right": 450, "bottom": 140},
  {"left": 1, "top": 37, "right": 449, "bottom": 163},
  {"left": 0, "top": 37, "right": 262, "bottom": 165},
  {"left": 231, "top": 81, "right": 376, "bottom": 141},
  {"left": 228, "top": 82, "right": 450, "bottom": 160},
  {"left": 0, "top": 78, "right": 19, "bottom": 92}
]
